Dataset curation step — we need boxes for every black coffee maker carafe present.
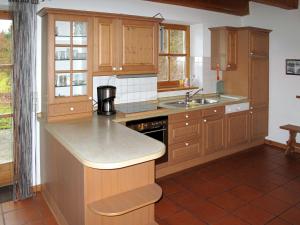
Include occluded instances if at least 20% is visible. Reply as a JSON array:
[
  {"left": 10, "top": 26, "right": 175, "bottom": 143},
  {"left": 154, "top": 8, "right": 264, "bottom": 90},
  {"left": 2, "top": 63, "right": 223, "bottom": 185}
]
[{"left": 97, "top": 86, "right": 116, "bottom": 115}]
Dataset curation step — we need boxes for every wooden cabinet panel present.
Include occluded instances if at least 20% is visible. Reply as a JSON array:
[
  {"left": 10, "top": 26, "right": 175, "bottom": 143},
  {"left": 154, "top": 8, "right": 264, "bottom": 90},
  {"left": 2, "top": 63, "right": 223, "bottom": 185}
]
[
  {"left": 169, "top": 138, "right": 201, "bottom": 164},
  {"left": 93, "top": 17, "right": 116, "bottom": 74},
  {"left": 210, "top": 27, "right": 238, "bottom": 71},
  {"left": 202, "top": 115, "right": 225, "bottom": 155},
  {"left": 250, "top": 107, "right": 268, "bottom": 142},
  {"left": 168, "top": 120, "right": 200, "bottom": 145},
  {"left": 202, "top": 106, "right": 225, "bottom": 117},
  {"left": 120, "top": 19, "right": 158, "bottom": 74},
  {"left": 226, "top": 111, "right": 249, "bottom": 149},
  {"left": 250, "top": 30, "right": 269, "bottom": 57},
  {"left": 48, "top": 101, "right": 92, "bottom": 117}
]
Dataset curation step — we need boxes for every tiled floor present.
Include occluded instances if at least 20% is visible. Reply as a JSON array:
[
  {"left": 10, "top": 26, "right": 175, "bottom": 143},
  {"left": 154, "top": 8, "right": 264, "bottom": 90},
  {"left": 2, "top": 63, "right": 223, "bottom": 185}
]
[
  {"left": 156, "top": 145, "right": 300, "bottom": 225},
  {"left": 1, "top": 145, "right": 300, "bottom": 225}
]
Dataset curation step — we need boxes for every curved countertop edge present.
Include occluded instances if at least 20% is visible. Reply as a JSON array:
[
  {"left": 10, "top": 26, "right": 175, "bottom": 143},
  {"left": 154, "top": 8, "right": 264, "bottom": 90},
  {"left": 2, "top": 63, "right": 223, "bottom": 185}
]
[{"left": 45, "top": 119, "right": 166, "bottom": 170}]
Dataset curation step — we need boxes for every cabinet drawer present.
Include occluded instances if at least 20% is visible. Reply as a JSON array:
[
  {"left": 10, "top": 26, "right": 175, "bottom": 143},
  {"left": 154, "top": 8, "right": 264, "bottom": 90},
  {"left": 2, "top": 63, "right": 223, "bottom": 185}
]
[
  {"left": 169, "top": 120, "right": 200, "bottom": 145},
  {"left": 169, "top": 139, "right": 201, "bottom": 164},
  {"left": 203, "top": 106, "right": 225, "bottom": 117},
  {"left": 169, "top": 110, "right": 201, "bottom": 123},
  {"left": 48, "top": 101, "right": 92, "bottom": 117}
]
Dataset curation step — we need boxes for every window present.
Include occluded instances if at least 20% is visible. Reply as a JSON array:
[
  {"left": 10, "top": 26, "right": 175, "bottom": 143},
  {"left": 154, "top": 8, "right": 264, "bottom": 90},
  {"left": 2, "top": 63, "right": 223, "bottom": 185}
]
[
  {"left": 158, "top": 24, "right": 190, "bottom": 91},
  {"left": 0, "top": 11, "right": 13, "bottom": 187}
]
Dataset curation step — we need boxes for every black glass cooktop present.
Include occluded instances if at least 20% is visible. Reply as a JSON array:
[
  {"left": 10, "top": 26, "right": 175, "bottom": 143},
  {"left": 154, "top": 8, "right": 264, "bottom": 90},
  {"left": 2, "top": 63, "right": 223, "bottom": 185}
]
[{"left": 115, "top": 102, "right": 163, "bottom": 114}]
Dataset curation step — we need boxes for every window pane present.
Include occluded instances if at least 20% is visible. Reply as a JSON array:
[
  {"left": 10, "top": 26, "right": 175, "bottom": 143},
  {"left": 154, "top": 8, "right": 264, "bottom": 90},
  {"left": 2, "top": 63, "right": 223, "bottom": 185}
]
[
  {"left": 170, "top": 56, "right": 186, "bottom": 81},
  {"left": 158, "top": 56, "right": 168, "bottom": 81},
  {"left": 73, "top": 47, "right": 87, "bottom": 70},
  {"left": 159, "top": 27, "right": 168, "bottom": 54},
  {"left": 72, "top": 73, "right": 87, "bottom": 96},
  {"left": 55, "top": 73, "right": 70, "bottom": 97},
  {"left": 0, "top": 19, "right": 13, "bottom": 64},
  {"left": 170, "top": 30, "right": 186, "bottom": 54},
  {"left": 55, "top": 47, "right": 71, "bottom": 71}
]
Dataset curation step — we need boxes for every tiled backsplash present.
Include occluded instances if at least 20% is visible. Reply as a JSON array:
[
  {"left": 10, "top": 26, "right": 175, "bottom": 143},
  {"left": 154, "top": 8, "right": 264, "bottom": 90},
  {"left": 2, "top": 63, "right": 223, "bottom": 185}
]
[
  {"left": 93, "top": 75, "right": 157, "bottom": 104},
  {"left": 93, "top": 57, "right": 219, "bottom": 104}
]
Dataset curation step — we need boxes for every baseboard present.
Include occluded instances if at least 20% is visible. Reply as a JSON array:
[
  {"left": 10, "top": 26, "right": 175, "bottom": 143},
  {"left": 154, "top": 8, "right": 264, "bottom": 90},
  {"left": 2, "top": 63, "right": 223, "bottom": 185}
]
[
  {"left": 32, "top": 184, "right": 41, "bottom": 193},
  {"left": 264, "top": 139, "right": 300, "bottom": 152}
]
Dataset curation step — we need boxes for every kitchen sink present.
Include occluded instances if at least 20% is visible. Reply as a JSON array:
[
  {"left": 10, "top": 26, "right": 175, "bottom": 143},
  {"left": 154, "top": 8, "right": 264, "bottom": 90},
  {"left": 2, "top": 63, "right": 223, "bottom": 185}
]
[{"left": 164, "top": 98, "right": 219, "bottom": 108}]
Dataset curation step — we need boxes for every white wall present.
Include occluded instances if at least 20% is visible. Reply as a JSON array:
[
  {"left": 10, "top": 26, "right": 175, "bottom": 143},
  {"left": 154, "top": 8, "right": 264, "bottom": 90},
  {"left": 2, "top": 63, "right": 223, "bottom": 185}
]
[{"left": 242, "top": 2, "right": 300, "bottom": 144}]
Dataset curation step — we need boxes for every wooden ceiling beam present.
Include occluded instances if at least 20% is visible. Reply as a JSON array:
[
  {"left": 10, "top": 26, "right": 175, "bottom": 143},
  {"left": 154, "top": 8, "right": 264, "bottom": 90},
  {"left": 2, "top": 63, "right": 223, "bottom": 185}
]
[
  {"left": 251, "top": 0, "right": 299, "bottom": 10},
  {"left": 146, "top": 0, "right": 250, "bottom": 16}
]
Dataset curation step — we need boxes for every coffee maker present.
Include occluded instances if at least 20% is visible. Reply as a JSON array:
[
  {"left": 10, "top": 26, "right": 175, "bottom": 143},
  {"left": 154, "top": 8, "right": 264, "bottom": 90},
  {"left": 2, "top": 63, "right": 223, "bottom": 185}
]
[{"left": 97, "top": 86, "right": 116, "bottom": 115}]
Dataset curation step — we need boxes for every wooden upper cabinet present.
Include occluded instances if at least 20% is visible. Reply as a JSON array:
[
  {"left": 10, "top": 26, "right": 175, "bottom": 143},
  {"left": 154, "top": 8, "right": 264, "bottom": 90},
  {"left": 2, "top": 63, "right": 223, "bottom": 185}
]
[
  {"left": 210, "top": 27, "right": 238, "bottom": 71},
  {"left": 93, "top": 17, "right": 160, "bottom": 75},
  {"left": 120, "top": 19, "right": 158, "bottom": 74},
  {"left": 93, "top": 17, "right": 116, "bottom": 74},
  {"left": 250, "top": 30, "right": 269, "bottom": 57}
]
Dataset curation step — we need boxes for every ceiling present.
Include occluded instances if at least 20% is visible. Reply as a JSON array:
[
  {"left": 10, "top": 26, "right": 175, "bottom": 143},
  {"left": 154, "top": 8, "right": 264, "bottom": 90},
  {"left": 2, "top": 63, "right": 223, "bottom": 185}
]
[{"left": 146, "top": 0, "right": 299, "bottom": 16}]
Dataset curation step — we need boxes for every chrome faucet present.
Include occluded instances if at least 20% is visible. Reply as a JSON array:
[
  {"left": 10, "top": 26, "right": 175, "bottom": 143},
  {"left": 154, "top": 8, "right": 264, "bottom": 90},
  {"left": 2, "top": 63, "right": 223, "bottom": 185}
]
[{"left": 185, "top": 88, "right": 204, "bottom": 103}]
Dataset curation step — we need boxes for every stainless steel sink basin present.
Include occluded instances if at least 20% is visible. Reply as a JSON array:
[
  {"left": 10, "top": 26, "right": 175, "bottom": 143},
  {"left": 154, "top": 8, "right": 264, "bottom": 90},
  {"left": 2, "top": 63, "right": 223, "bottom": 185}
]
[{"left": 164, "top": 98, "right": 219, "bottom": 108}]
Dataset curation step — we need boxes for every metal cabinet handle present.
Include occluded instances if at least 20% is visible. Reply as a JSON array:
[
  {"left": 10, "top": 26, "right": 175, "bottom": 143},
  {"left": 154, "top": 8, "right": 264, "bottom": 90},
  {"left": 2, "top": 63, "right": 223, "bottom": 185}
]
[
  {"left": 119, "top": 67, "right": 123, "bottom": 71},
  {"left": 70, "top": 107, "right": 74, "bottom": 111},
  {"left": 185, "top": 115, "right": 189, "bottom": 118},
  {"left": 250, "top": 106, "right": 253, "bottom": 110},
  {"left": 88, "top": 96, "right": 93, "bottom": 100},
  {"left": 250, "top": 111, "right": 253, "bottom": 114},
  {"left": 112, "top": 67, "right": 117, "bottom": 71},
  {"left": 250, "top": 52, "right": 268, "bottom": 58},
  {"left": 227, "top": 64, "right": 231, "bottom": 68},
  {"left": 185, "top": 142, "right": 189, "bottom": 146},
  {"left": 214, "top": 110, "right": 217, "bottom": 113},
  {"left": 185, "top": 122, "right": 189, "bottom": 126},
  {"left": 203, "top": 119, "right": 207, "bottom": 123}
]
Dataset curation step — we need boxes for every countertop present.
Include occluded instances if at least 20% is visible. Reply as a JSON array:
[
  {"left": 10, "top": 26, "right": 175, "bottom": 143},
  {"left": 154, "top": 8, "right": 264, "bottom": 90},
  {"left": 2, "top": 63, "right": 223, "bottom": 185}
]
[
  {"left": 44, "top": 94, "right": 248, "bottom": 170},
  {"left": 45, "top": 115, "right": 166, "bottom": 170}
]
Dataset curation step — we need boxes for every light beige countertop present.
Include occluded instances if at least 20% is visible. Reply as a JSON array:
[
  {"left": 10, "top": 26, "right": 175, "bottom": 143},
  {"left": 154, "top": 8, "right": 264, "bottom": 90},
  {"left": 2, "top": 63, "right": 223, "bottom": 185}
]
[
  {"left": 44, "top": 94, "right": 248, "bottom": 170},
  {"left": 45, "top": 115, "right": 166, "bottom": 170}
]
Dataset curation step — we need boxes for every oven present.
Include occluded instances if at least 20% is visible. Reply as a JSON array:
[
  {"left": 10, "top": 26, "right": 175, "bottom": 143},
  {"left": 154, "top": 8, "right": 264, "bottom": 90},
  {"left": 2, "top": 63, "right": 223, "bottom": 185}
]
[{"left": 126, "top": 116, "right": 168, "bottom": 164}]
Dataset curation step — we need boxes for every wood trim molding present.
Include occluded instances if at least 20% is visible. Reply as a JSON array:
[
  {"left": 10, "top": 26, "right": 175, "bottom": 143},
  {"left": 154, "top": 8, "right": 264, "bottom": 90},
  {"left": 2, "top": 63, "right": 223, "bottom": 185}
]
[
  {"left": 0, "top": 10, "right": 12, "bottom": 20},
  {"left": 251, "top": 0, "right": 299, "bottom": 10},
  {"left": 264, "top": 139, "right": 300, "bottom": 151}
]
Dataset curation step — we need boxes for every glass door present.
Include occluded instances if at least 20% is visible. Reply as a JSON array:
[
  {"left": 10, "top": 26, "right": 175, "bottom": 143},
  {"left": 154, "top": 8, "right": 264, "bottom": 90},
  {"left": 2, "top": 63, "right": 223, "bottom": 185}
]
[
  {"left": 0, "top": 16, "right": 13, "bottom": 203},
  {"left": 54, "top": 20, "right": 88, "bottom": 99}
]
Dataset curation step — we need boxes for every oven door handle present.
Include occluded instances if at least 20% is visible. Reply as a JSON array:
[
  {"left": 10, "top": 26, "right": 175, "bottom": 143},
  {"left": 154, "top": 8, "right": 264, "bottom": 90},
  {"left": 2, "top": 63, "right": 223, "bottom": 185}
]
[{"left": 142, "top": 128, "right": 167, "bottom": 135}]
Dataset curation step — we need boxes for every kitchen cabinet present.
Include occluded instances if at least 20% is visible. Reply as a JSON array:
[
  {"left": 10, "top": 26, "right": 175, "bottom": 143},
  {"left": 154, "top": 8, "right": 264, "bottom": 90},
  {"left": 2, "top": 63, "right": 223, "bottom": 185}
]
[
  {"left": 223, "top": 27, "right": 271, "bottom": 143},
  {"left": 168, "top": 110, "right": 202, "bottom": 164},
  {"left": 209, "top": 27, "right": 238, "bottom": 71},
  {"left": 202, "top": 107, "right": 225, "bottom": 155},
  {"left": 93, "top": 17, "right": 160, "bottom": 75},
  {"left": 39, "top": 9, "right": 94, "bottom": 122},
  {"left": 226, "top": 111, "right": 249, "bottom": 149},
  {"left": 249, "top": 106, "right": 269, "bottom": 142}
]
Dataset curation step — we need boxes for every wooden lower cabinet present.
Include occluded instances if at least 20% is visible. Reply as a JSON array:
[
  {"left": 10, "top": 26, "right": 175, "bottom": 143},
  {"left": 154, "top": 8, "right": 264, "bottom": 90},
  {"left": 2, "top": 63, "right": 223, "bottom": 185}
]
[
  {"left": 250, "top": 106, "right": 269, "bottom": 142},
  {"left": 226, "top": 111, "right": 249, "bottom": 148},
  {"left": 202, "top": 115, "right": 225, "bottom": 155},
  {"left": 168, "top": 120, "right": 200, "bottom": 145},
  {"left": 169, "top": 138, "right": 201, "bottom": 164}
]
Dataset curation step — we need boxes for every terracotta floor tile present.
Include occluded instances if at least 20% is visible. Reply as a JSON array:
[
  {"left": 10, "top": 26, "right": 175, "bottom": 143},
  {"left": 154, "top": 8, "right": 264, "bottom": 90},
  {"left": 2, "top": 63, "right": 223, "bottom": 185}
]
[
  {"left": 155, "top": 196, "right": 182, "bottom": 220},
  {"left": 266, "top": 218, "right": 292, "bottom": 225},
  {"left": 4, "top": 206, "right": 42, "bottom": 225},
  {"left": 265, "top": 173, "right": 293, "bottom": 186},
  {"left": 270, "top": 187, "right": 300, "bottom": 204},
  {"left": 2, "top": 197, "right": 38, "bottom": 213},
  {"left": 209, "top": 192, "right": 247, "bottom": 212},
  {"left": 189, "top": 180, "right": 228, "bottom": 198},
  {"left": 157, "top": 178, "right": 186, "bottom": 196},
  {"left": 172, "top": 172, "right": 205, "bottom": 188},
  {"left": 230, "top": 185, "right": 263, "bottom": 202},
  {"left": 194, "top": 167, "right": 223, "bottom": 181},
  {"left": 280, "top": 207, "right": 300, "bottom": 224},
  {"left": 211, "top": 175, "right": 239, "bottom": 190},
  {"left": 212, "top": 215, "right": 250, "bottom": 225},
  {"left": 168, "top": 190, "right": 204, "bottom": 210},
  {"left": 162, "top": 210, "right": 206, "bottom": 225},
  {"left": 283, "top": 179, "right": 300, "bottom": 194},
  {"left": 234, "top": 204, "right": 275, "bottom": 225},
  {"left": 188, "top": 201, "right": 227, "bottom": 224},
  {"left": 250, "top": 194, "right": 292, "bottom": 215}
]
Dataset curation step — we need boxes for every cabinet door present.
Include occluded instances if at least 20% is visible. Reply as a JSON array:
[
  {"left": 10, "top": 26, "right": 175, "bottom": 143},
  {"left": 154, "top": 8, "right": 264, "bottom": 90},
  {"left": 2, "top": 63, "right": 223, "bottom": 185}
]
[
  {"left": 250, "top": 107, "right": 268, "bottom": 142},
  {"left": 226, "top": 111, "right": 249, "bottom": 149},
  {"left": 203, "top": 115, "right": 225, "bottom": 155},
  {"left": 119, "top": 19, "right": 158, "bottom": 74},
  {"left": 249, "top": 31, "right": 269, "bottom": 108},
  {"left": 93, "top": 17, "right": 117, "bottom": 74},
  {"left": 168, "top": 120, "right": 200, "bottom": 145},
  {"left": 50, "top": 16, "right": 93, "bottom": 104},
  {"left": 210, "top": 28, "right": 237, "bottom": 71}
]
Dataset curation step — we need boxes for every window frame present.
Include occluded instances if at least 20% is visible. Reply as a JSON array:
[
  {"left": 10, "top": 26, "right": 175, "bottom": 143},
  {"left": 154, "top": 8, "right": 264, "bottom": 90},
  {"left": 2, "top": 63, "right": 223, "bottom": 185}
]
[
  {"left": 0, "top": 10, "right": 13, "bottom": 119},
  {"left": 158, "top": 23, "right": 190, "bottom": 92}
]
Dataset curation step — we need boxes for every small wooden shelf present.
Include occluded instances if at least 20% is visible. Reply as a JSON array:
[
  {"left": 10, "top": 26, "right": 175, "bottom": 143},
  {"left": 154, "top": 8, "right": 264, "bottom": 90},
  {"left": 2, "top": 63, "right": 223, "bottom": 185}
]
[{"left": 88, "top": 183, "right": 162, "bottom": 217}]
